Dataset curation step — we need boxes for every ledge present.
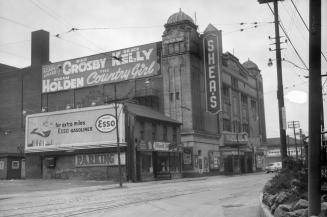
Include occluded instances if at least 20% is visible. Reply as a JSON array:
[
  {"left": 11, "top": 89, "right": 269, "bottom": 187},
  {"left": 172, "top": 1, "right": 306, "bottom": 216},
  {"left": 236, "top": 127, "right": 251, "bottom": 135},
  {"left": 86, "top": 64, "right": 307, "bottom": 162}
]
[{"left": 258, "top": 193, "right": 274, "bottom": 217}]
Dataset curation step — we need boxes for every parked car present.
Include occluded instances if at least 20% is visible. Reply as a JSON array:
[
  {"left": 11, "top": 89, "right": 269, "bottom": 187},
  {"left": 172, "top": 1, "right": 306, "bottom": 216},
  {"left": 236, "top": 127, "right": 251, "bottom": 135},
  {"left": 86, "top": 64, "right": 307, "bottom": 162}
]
[{"left": 264, "top": 162, "right": 282, "bottom": 173}]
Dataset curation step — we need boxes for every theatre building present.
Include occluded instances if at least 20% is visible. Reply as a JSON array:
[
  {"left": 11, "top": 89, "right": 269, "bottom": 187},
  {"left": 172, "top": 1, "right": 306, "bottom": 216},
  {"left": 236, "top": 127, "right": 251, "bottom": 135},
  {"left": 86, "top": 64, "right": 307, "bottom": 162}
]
[{"left": 0, "top": 10, "right": 266, "bottom": 180}]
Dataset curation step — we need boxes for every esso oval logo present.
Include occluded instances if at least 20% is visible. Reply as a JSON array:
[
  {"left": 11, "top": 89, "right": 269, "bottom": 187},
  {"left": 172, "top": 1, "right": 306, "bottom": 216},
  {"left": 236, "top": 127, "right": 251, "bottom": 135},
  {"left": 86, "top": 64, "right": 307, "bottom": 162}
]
[{"left": 95, "top": 114, "right": 117, "bottom": 133}]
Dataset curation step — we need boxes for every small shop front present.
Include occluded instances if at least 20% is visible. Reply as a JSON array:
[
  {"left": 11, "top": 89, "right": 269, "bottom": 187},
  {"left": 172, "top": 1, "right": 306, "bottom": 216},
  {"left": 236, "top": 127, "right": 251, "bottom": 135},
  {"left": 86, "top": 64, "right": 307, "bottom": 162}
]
[
  {"left": 136, "top": 141, "right": 182, "bottom": 181},
  {"left": 220, "top": 132, "right": 254, "bottom": 175}
]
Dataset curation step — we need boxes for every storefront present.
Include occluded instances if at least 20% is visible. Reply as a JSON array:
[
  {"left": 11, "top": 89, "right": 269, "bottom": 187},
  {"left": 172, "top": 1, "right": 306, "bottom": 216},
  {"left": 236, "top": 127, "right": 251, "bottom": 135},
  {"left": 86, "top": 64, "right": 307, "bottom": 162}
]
[
  {"left": 125, "top": 103, "right": 182, "bottom": 182},
  {"left": 137, "top": 141, "right": 182, "bottom": 181},
  {"left": 220, "top": 132, "right": 254, "bottom": 175}
]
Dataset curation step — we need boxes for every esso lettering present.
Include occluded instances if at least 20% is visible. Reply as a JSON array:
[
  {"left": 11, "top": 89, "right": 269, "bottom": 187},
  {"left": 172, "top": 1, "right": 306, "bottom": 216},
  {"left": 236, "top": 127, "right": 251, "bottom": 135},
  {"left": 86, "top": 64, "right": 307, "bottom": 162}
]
[{"left": 95, "top": 115, "right": 116, "bottom": 133}]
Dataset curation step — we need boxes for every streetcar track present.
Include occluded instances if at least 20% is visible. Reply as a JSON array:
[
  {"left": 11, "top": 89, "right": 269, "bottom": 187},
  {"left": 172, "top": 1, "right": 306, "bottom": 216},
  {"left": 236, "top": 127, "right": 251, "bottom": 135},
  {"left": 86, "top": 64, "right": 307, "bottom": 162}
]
[
  {"left": 0, "top": 186, "right": 213, "bottom": 217},
  {"left": 0, "top": 176, "right": 266, "bottom": 217}
]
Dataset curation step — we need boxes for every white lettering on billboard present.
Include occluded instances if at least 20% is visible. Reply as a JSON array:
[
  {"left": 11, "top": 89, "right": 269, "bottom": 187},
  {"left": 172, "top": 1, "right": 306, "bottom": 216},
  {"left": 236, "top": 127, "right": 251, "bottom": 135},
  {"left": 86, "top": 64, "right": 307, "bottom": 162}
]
[
  {"left": 75, "top": 153, "right": 126, "bottom": 167},
  {"left": 42, "top": 43, "right": 160, "bottom": 93}
]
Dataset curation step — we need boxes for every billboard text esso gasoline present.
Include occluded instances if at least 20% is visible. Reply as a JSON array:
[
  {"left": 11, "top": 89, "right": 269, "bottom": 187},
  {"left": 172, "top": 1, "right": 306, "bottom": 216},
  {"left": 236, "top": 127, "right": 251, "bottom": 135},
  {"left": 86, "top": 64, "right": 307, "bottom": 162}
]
[{"left": 42, "top": 43, "right": 160, "bottom": 93}]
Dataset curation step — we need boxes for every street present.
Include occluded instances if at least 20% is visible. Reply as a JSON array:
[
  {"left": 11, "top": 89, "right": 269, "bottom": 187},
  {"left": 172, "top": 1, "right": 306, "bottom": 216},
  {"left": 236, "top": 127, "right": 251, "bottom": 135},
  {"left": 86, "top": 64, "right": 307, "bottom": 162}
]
[{"left": 0, "top": 173, "right": 272, "bottom": 217}]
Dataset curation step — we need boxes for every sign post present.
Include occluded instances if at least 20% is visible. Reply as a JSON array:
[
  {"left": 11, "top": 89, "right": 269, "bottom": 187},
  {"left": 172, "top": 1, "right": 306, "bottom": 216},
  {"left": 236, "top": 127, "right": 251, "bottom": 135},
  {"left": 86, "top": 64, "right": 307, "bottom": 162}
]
[{"left": 114, "top": 83, "right": 123, "bottom": 188}]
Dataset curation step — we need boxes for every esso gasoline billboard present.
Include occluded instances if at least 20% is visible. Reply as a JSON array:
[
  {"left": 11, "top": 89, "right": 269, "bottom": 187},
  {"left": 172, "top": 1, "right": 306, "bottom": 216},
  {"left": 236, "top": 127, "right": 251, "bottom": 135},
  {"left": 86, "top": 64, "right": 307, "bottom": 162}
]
[{"left": 25, "top": 104, "right": 125, "bottom": 153}]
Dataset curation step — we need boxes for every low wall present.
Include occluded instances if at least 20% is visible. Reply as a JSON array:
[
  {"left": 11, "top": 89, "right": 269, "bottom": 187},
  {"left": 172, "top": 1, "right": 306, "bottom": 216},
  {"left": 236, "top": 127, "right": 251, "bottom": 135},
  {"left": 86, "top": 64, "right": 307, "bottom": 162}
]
[{"left": 258, "top": 193, "right": 274, "bottom": 217}]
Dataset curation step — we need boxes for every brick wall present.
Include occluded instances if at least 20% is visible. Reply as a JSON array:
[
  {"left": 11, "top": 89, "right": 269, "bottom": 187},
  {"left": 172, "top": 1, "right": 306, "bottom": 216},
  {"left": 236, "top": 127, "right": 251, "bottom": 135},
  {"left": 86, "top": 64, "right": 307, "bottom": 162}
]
[
  {"left": 0, "top": 157, "right": 7, "bottom": 179},
  {"left": 25, "top": 154, "right": 42, "bottom": 178},
  {"left": 42, "top": 154, "right": 126, "bottom": 181}
]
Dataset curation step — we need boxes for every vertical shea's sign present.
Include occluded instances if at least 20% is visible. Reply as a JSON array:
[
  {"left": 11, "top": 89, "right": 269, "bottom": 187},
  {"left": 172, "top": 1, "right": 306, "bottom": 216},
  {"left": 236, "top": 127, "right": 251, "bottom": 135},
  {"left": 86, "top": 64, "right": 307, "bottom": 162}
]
[
  {"left": 203, "top": 30, "right": 222, "bottom": 114},
  {"left": 42, "top": 43, "right": 160, "bottom": 93}
]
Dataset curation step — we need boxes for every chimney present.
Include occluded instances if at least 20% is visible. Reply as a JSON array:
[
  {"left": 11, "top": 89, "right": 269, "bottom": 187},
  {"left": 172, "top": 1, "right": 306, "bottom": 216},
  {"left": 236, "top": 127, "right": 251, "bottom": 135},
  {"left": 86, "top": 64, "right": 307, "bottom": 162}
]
[{"left": 31, "top": 30, "right": 49, "bottom": 68}]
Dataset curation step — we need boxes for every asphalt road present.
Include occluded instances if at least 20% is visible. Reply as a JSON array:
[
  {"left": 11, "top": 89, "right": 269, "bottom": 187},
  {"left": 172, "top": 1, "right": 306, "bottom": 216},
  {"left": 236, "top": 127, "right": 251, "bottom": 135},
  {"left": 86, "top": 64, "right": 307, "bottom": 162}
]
[{"left": 0, "top": 173, "right": 272, "bottom": 217}]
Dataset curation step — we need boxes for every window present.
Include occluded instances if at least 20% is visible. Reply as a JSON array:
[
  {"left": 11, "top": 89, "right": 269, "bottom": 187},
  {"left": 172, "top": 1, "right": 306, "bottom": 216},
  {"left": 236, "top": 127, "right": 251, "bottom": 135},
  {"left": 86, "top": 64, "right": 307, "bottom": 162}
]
[
  {"left": 251, "top": 99, "right": 257, "bottom": 110},
  {"left": 163, "top": 126, "right": 167, "bottom": 141},
  {"left": 173, "top": 127, "right": 177, "bottom": 143},
  {"left": 169, "top": 152, "right": 180, "bottom": 172},
  {"left": 233, "top": 96, "right": 239, "bottom": 116},
  {"left": 168, "top": 44, "right": 174, "bottom": 54},
  {"left": 242, "top": 123, "right": 249, "bottom": 135},
  {"left": 166, "top": 42, "right": 185, "bottom": 55},
  {"left": 12, "top": 161, "right": 19, "bottom": 169},
  {"left": 233, "top": 120, "right": 240, "bottom": 133},
  {"left": 231, "top": 77, "right": 238, "bottom": 89},
  {"left": 223, "top": 118, "right": 231, "bottom": 131},
  {"left": 175, "top": 92, "right": 180, "bottom": 100},
  {"left": 251, "top": 99, "right": 257, "bottom": 118},
  {"left": 140, "top": 121, "right": 145, "bottom": 140},
  {"left": 169, "top": 93, "right": 174, "bottom": 101},
  {"left": 223, "top": 85, "right": 229, "bottom": 98},
  {"left": 241, "top": 94, "right": 247, "bottom": 105},
  {"left": 174, "top": 43, "right": 179, "bottom": 53},
  {"left": 0, "top": 161, "right": 4, "bottom": 170},
  {"left": 141, "top": 152, "right": 153, "bottom": 175},
  {"left": 152, "top": 122, "right": 157, "bottom": 141},
  {"left": 163, "top": 45, "right": 168, "bottom": 56},
  {"left": 179, "top": 42, "right": 185, "bottom": 52}
]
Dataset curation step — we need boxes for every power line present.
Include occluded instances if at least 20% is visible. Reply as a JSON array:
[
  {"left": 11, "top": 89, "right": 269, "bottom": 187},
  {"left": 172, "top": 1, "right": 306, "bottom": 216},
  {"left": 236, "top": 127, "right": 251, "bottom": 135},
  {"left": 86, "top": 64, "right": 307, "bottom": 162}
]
[
  {"left": 68, "top": 21, "right": 273, "bottom": 32},
  {"left": 0, "top": 50, "right": 29, "bottom": 61},
  {"left": 222, "top": 24, "right": 264, "bottom": 35},
  {"left": 264, "top": 81, "right": 307, "bottom": 95},
  {"left": 53, "top": 35, "right": 101, "bottom": 55},
  {"left": 283, "top": 58, "right": 308, "bottom": 71},
  {"left": 289, "top": 0, "right": 327, "bottom": 63},
  {"left": 29, "top": 0, "right": 105, "bottom": 53},
  {"left": 279, "top": 23, "right": 308, "bottom": 70},
  {"left": 29, "top": 0, "right": 70, "bottom": 27},
  {"left": 0, "top": 40, "right": 30, "bottom": 48},
  {"left": 290, "top": 0, "right": 309, "bottom": 31},
  {"left": 266, "top": 3, "right": 309, "bottom": 71},
  {"left": 0, "top": 16, "right": 34, "bottom": 30}
]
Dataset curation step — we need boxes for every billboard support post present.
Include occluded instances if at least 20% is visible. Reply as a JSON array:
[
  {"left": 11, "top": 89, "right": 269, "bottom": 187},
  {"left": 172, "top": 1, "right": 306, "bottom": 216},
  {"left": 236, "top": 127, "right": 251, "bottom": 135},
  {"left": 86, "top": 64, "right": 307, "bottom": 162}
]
[{"left": 114, "top": 83, "right": 123, "bottom": 188}]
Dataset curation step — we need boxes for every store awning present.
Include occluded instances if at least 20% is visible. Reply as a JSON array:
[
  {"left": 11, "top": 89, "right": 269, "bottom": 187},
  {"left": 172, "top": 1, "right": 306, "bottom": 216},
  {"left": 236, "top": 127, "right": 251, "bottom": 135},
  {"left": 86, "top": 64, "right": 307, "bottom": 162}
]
[{"left": 124, "top": 103, "right": 181, "bottom": 125}]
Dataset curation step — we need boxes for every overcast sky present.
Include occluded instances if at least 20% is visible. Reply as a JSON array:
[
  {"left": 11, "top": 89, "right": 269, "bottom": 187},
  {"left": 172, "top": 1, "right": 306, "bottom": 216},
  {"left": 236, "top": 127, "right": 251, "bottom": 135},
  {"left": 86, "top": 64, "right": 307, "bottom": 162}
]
[{"left": 0, "top": 0, "right": 326, "bottom": 138}]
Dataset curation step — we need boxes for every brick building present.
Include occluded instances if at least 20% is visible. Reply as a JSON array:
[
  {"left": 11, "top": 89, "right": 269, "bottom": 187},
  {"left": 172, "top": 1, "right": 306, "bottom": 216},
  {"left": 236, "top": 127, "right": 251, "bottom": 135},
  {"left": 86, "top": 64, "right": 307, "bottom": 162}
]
[{"left": 0, "top": 10, "right": 266, "bottom": 180}]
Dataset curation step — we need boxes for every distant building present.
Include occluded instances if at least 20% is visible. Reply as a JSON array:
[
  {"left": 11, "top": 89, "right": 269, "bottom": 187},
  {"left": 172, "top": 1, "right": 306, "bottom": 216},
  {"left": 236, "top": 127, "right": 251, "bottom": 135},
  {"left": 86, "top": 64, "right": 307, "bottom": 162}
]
[
  {"left": 0, "top": 10, "right": 266, "bottom": 180},
  {"left": 264, "top": 136, "right": 305, "bottom": 165}
]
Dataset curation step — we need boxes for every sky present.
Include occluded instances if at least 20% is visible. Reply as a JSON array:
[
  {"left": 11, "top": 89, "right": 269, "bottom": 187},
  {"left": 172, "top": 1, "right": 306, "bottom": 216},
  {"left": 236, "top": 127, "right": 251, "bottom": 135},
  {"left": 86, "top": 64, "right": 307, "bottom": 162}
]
[{"left": 0, "top": 0, "right": 326, "bottom": 138}]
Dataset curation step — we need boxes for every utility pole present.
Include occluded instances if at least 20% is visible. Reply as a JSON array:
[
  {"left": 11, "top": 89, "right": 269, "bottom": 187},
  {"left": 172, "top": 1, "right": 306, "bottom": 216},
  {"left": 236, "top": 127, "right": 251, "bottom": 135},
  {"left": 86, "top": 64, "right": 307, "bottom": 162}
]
[
  {"left": 258, "top": 0, "right": 287, "bottom": 167},
  {"left": 308, "top": 0, "right": 321, "bottom": 215},
  {"left": 299, "top": 128, "right": 303, "bottom": 159},
  {"left": 288, "top": 121, "right": 300, "bottom": 159}
]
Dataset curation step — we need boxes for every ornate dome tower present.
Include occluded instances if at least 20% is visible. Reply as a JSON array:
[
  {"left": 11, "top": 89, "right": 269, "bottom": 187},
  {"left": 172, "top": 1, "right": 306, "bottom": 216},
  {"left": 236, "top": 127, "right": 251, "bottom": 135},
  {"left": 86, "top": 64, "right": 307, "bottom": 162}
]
[
  {"left": 165, "top": 9, "right": 196, "bottom": 27},
  {"left": 161, "top": 9, "right": 203, "bottom": 131}
]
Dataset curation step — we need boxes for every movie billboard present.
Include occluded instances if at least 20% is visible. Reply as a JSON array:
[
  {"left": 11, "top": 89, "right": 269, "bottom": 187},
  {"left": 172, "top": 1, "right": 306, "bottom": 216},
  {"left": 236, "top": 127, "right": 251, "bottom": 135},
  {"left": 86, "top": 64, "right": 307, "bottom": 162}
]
[{"left": 42, "top": 43, "right": 160, "bottom": 93}]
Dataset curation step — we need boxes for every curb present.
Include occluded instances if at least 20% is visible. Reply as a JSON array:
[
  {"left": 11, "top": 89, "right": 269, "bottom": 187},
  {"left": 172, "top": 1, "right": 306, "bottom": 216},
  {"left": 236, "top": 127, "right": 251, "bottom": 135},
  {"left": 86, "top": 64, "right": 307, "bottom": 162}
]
[{"left": 258, "top": 193, "right": 274, "bottom": 217}]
